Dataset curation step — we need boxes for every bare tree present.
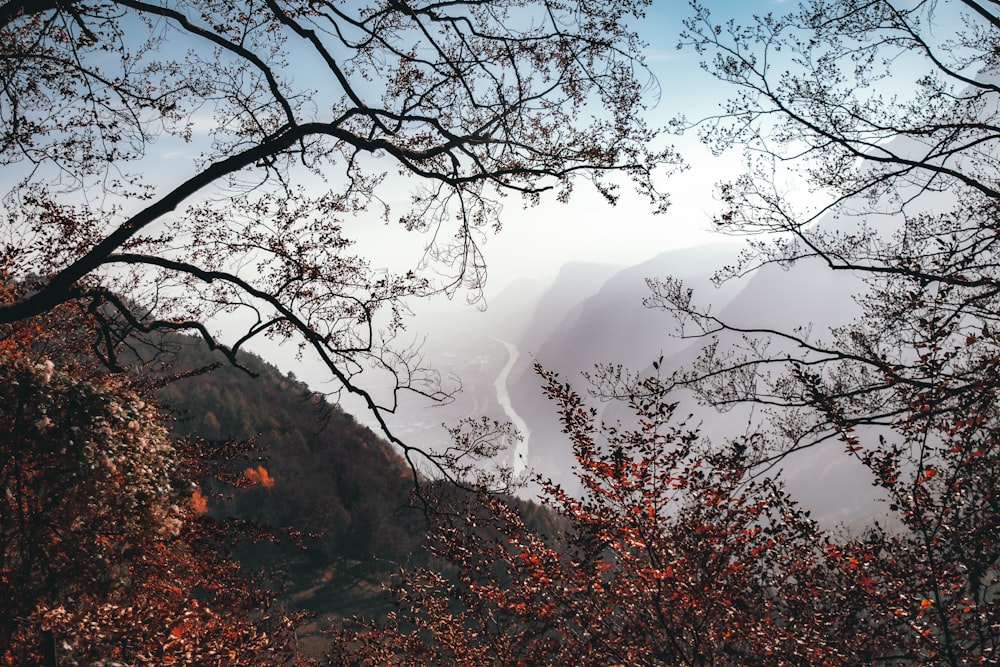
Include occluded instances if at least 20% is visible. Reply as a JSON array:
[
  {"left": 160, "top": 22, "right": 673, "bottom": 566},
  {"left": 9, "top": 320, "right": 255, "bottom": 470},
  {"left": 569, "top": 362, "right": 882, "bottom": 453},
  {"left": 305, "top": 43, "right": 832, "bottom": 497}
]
[
  {"left": 639, "top": 0, "right": 1000, "bottom": 461},
  {"left": 0, "top": 0, "right": 677, "bottom": 473}
]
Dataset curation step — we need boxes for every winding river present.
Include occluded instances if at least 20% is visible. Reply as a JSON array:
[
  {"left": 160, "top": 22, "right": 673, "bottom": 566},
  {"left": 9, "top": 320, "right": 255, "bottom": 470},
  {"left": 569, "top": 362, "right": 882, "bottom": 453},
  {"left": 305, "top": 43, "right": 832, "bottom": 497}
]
[{"left": 492, "top": 337, "right": 531, "bottom": 476}]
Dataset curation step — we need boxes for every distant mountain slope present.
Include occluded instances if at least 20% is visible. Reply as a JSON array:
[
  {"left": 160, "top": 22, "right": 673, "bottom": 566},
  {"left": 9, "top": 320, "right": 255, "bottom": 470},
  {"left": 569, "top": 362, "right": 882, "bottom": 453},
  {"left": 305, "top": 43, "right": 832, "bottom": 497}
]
[
  {"left": 506, "top": 244, "right": 743, "bottom": 489},
  {"left": 674, "top": 256, "right": 877, "bottom": 527},
  {"left": 534, "top": 244, "right": 743, "bottom": 370},
  {"left": 515, "top": 250, "right": 884, "bottom": 527},
  {"left": 512, "top": 260, "right": 624, "bottom": 353}
]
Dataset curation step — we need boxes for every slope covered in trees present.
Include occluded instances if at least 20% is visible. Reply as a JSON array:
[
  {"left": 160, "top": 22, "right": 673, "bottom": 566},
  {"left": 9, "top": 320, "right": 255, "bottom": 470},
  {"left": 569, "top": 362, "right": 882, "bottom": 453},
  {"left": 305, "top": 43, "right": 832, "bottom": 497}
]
[
  {"left": 153, "top": 340, "right": 430, "bottom": 614},
  {"left": 0, "top": 311, "right": 315, "bottom": 665}
]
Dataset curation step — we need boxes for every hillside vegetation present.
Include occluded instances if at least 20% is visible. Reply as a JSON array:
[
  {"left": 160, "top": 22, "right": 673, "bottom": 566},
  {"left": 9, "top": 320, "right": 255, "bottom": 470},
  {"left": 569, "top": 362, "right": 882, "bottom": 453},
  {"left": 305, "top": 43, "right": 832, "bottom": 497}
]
[{"left": 152, "top": 341, "right": 430, "bottom": 615}]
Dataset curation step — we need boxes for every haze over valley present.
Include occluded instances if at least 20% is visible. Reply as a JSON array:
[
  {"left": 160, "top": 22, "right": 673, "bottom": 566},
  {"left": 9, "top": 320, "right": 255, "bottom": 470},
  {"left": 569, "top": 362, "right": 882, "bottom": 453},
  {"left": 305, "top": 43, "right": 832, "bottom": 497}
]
[{"left": 329, "top": 239, "right": 884, "bottom": 529}]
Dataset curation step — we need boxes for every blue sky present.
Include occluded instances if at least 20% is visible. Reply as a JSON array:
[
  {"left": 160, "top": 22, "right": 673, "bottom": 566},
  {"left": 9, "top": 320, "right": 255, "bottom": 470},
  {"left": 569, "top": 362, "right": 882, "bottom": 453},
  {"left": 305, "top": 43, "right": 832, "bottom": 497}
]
[
  {"left": 470, "top": 1, "right": 769, "bottom": 295},
  {"left": 475, "top": 0, "right": 956, "bottom": 294}
]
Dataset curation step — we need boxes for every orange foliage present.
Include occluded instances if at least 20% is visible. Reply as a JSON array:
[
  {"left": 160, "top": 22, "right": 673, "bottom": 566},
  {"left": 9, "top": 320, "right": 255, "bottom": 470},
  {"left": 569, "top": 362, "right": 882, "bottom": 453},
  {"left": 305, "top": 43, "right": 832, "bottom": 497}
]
[
  {"left": 243, "top": 465, "right": 274, "bottom": 488},
  {"left": 190, "top": 488, "right": 209, "bottom": 515}
]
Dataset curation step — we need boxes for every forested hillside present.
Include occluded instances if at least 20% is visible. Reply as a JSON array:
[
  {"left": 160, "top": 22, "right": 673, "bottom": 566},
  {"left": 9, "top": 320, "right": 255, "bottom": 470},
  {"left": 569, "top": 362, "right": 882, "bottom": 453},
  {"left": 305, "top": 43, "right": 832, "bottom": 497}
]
[{"left": 153, "top": 341, "right": 429, "bottom": 614}]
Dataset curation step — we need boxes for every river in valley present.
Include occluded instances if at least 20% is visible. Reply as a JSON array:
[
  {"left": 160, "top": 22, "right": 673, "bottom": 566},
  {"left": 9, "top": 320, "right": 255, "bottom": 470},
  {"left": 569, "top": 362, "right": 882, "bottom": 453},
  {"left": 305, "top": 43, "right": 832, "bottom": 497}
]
[{"left": 492, "top": 338, "right": 531, "bottom": 476}]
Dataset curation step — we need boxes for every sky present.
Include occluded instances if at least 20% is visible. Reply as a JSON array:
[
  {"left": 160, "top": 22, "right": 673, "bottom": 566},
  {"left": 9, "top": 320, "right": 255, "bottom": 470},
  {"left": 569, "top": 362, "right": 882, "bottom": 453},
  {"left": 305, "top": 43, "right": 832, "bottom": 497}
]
[
  {"left": 0, "top": 0, "right": 893, "bottom": 387},
  {"left": 442, "top": 0, "right": 785, "bottom": 299},
  {"left": 303, "top": 0, "right": 797, "bottom": 412},
  {"left": 469, "top": 0, "right": 954, "bottom": 298},
  {"left": 108, "top": 2, "right": 756, "bottom": 306},
  {"left": 4, "top": 0, "right": 792, "bottom": 299},
  {"left": 6, "top": 0, "right": 944, "bottom": 303}
]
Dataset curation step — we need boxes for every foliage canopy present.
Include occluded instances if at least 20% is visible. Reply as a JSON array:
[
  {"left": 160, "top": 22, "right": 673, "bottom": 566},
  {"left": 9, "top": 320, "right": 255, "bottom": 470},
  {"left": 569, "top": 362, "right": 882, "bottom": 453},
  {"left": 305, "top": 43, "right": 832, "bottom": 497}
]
[
  {"left": 0, "top": 352, "right": 311, "bottom": 665},
  {"left": 0, "top": 0, "right": 676, "bottom": 468}
]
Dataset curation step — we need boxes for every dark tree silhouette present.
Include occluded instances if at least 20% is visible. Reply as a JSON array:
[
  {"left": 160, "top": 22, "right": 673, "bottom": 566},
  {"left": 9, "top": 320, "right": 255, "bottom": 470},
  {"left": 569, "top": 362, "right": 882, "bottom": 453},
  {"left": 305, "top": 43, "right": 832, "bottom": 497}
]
[
  {"left": 333, "top": 359, "right": 1000, "bottom": 665},
  {"left": 326, "top": 4, "right": 1000, "bottom": 663},
  {"left": 331, "top": 368, "right": 863, "bottom": 667},
  {"left": 629, "top": 0, "right": 1000, "bottom": 463},
  {"left": 0, "top": 0, "right": 677, "bottom": 473}
]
